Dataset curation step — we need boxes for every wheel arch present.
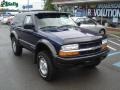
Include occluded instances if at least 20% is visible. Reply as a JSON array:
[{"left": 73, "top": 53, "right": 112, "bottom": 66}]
[
  {"left": 99, "top": 28, "right": 106, "bottom": 35},
  {"left": 100, "top": 28, "right": 106, "bottom": 31},
  {"left": 34, "top": 39, "right": 57, "bottom": 63},
  {"left": 10, "top": 31, "right": 18, "bottom": 40}
]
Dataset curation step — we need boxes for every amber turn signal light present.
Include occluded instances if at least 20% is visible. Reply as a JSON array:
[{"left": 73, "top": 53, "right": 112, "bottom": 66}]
[
  {"left": 101, "top": 44, "right": 108, "bottom": 51},
  {"left": 59, "top": 51, "right": 80, "bottom": 57}
]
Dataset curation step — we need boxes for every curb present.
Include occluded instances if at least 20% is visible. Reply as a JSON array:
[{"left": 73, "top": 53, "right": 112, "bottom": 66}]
[
  {"left": 107, "top": 27, "right": 120, "bottom": 32},
  {"left": 109, "top": 34, "right": 120, "bottom": 39}
]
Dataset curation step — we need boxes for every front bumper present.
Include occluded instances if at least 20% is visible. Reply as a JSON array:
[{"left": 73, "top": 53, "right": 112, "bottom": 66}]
[{"left": 53, "top": 50, "right": 109, "bottom": 68}]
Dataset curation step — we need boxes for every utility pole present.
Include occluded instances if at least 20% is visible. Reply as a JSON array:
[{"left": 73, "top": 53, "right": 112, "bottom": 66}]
[
  {"left": 43, "top": 0, "right": 46, "bottom": 5},
  {"left": 43, "top": 0, "right": 46, "bottom": 9},
  {"left": 27, "top": 0, "right": 30, "bottom": 11}
]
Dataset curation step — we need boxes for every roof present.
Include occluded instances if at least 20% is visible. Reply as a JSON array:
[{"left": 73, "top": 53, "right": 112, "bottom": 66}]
[
  {"left": 52, "top": 0, "right": 120, "bottom": 5},
  {"left": 17, "top": 11, "right": 69, "bottom": 15}
]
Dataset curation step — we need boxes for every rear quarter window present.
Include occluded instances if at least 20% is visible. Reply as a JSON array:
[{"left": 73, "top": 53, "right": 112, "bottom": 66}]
[{"left": 13, "top": 14, "right": 24, "bottom": 26}]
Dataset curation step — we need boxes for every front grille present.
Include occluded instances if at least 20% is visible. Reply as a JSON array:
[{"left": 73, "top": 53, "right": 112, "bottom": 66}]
[
  {"left": 80, "top": 48, "right": 101, "bottom": 56},
  {"left": 79, "top": 40, "right": 102, "bottom": 56},
  {"left": 79, "top": 40, "right": 101, "bottom": 48}
]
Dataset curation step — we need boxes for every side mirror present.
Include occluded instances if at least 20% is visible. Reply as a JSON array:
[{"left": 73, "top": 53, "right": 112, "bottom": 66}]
[
  {"left": 24, "top": 24, "right": 35, "bottom": 30},
  {"left": 76, "top": 22, "right": 81, "bottom": 26}
]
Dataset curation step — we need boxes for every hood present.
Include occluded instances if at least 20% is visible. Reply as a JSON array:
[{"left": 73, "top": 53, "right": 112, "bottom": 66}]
[
  {"left": 51, "top": 28, "right": 95, "bottom": 39},
  {"left": 40, "top": 27, "right": 102, "bottom": 44},
  {"left": 96, "top": 24, "right": 106, "bottom": 29}
]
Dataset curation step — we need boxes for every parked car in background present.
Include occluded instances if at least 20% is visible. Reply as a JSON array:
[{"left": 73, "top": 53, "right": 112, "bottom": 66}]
[
  {"left": 1, "top": 16, "right": 9, "bottom": 24},
  {"left": 71, "top": 17, "right": 106, "bottom": 35},
  {"left": 7, "top": 15, "right": 15, "bottom": 24},
  {"left": 92, "top": 17, "right": 117, "bottom": 28},
  {"left": 1, "top": 15, "right": 14, "bottom": 24},
  {"left": 0, "top": 16, "right": 4, "bottom": 21}
]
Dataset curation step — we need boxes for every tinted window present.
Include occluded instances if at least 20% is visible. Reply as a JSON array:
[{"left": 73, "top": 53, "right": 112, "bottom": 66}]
[
  {"left": 35, "top": 13, "right": 68, "bottom": 18},
  {"left": 24, "top": 16, "right": 33, "bottom": 25},
  {"left": 85, "top": 18, "right": 96, "bottom": 25},
  {"left": 13, "top": 14, "right": 24, "bottom": 26},
  {"left": 76, "top": 18, "right": 86, "bottom": 24}
]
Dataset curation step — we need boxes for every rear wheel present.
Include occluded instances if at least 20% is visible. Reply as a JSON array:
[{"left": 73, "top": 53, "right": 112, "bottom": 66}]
[
  {"left": 11, "top": 37, "right": 22, "bottom": 56},
  {"left": 37, "top": 51, "right": 55, "bottom": 81}
]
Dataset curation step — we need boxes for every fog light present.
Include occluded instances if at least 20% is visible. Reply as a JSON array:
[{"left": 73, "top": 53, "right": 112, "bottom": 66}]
[
  {"left": 59, "top": 51, "right": 80, "bottom": 57},
  {"left": 101, "top": 44, "right": 108, "bottom": 50}
]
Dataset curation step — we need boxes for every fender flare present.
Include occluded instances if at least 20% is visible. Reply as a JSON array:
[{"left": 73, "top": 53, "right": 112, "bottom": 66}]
[
  {"left": 10, "top": 31, "right": 18, "bottom": 40},
  {"left": 36, "top": 39, "right": 57, "bottom": 58}
]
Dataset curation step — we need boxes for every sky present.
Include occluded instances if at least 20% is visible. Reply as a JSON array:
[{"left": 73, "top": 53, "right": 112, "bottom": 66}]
[{"left": 0, "top": 0, "right": 45, "bottom": 10}]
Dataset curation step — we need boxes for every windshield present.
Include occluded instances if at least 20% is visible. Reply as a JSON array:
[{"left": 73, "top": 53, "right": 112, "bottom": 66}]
[
  {"left": 85, "top": 18, "right": 97, "bottom": 25},
  {"left": 76, "top": 18, "right": 97, "bottom": 25},
  {"left": 35, "top": 13, "right": 77, "bottom": 29}
]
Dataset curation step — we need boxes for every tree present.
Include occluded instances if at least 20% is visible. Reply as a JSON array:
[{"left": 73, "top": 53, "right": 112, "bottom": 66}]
[{"left": 44, "top": 0, "right": 55, "bottom": 11}]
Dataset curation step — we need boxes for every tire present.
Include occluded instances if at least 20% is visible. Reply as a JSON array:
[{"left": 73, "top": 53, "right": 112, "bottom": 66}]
[
  {"left": 37, "top": 51, "right": 55, "bottom": 81},
  {"left": 84, "top": 60, "right": 101, "bottom": 68},
  {"left": 11, "top": 37, "right": 22, "bottom": 56},
  {"left": 99, "top": 29, "right": 106, "bottom": 35}
]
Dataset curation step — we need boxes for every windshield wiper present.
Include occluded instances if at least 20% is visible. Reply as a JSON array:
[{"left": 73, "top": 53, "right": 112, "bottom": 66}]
[
  {"left": 58, "top": 25, "right": 78, "bottom": 29},
  {"left": 40, "top": 26, "right": 58, "bottom": 29}
]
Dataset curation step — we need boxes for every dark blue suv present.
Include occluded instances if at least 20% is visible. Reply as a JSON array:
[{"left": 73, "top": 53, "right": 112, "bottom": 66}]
[{"left": 10, "top": 11, "right": 109, "bottom": 81}]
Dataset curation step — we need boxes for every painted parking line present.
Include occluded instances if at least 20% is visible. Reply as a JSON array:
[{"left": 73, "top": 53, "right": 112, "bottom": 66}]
[
  {"left": 108, "top": 40, "right": 120, "bottom": 46},
  {"left": 118, "top": 39, "right": 120, "bottom": 42},
  {"left": 108, "top": 51, "right": 120, "bottom": 57},
  {"left": 109, "top": 34, "right": 120, "bottom": 39},
  {"left": 107, "top": 45, "right": 117, "bottom": 51},
  {"left": 113, "top": 62, "right": 120, "bottom": 68}
]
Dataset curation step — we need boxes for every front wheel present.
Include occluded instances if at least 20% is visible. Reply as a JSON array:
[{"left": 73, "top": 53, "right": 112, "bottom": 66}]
[
  {"left": 37, "top": 51, "right": 55, "bottom": 81},
  {"left": 99, "top": 29, "right": 106, "bottom": 35},
  {"left": 11, "top": 37, "right": 22, "bottom": 56}
]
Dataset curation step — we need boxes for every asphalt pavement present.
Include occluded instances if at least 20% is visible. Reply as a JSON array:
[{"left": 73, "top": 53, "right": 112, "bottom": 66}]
[{"left": 0, "top": 24, "right": 120, "bottom": 90}]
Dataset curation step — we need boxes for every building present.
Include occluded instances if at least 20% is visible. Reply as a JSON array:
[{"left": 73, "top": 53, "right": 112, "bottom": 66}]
[
  {"left": 0, "top": 0, "right": 45, "bottom": 11},
  {"left": 53, "top": 0, "right": 120, "bottom": 25},
  {"left": 0, "top": 0, "right": 45, "bottom": 16},
  {"left": 19, "top": 0, "right": 45, "bottom": 11}
]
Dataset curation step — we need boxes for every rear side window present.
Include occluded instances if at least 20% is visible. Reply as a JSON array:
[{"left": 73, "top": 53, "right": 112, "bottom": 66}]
[
  {"left": 76, "top": 18, "right": 86, "bottom": 24},
  {"left": 24, "top": 16, "right": 33, "bottom": 25},
  {"left": 13, "top": 14, "right": 24, "bottom": 26},
  {"left": 85, "top": 18, "right": 96, "bottom": 25}
]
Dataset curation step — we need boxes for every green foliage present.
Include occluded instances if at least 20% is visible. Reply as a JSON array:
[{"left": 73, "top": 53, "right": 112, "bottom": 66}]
[{"left": 44, "top": 0, "right": 55, "bottom": 11}]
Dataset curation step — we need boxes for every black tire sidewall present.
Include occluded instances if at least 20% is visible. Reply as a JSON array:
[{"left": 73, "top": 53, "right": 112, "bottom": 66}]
[
  {"left": 11, "top": 37, "right": 22, "bottom": 56},
  {"left": 37, "top": 51, "right": 55, "bottom": 81}
]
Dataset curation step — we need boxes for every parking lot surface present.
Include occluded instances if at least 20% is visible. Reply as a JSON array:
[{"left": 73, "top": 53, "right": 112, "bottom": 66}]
[{"left": 0, "top": 24, "right": 120, "bottom": 90}]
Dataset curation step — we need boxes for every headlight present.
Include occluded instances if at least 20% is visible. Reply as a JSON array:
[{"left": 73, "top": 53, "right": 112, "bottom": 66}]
[
  {"left": 101, "top": 39, "right": 108, "bottom": 50},
  {"left": 61, "top": 44, "right": 79, "bottom": 51},
  {"left": 102, "top": 39, "right": 108, "bottom": 44},
  {"left": 59, "top": 44, "right": 79, "bottom": 57}
]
